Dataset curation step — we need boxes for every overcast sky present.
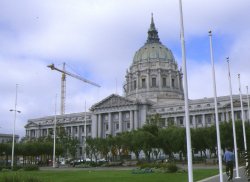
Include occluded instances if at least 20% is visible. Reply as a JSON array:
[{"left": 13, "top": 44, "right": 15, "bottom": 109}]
[{"left": 1, "top": 0, "right": 250, "bottom": 137}]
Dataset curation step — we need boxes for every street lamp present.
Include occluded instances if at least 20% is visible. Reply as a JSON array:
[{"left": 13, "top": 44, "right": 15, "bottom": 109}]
[{"left": 10, "top": 84, "right": 21, "bottom": 168}]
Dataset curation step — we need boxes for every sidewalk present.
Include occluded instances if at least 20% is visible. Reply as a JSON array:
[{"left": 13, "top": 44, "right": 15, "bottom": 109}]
[{"left": 198, "top": 167, "right": 248, "bottom": 182}]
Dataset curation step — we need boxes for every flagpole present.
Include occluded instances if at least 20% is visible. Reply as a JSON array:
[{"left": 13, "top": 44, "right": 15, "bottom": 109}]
[
  {"left": 84, "top": 100, "right": 87, "bottom": 160},
  {"left": 238, "top": 74, "right": 247, "bottom": 151},
  {"left": 53, "top": 94, "right": 57, "bottom": 168},
  {"left": 208, "top": 31, "right": 223, "bottom": 182},
  {"left": 246, "top": 86, "right": 250, "bottom": 124},
  {"left": 178, "top": 1, "right": 193, "bottom": 181},
  {"left": 227, "top": 58, "right": 240, "bottom": 178}
]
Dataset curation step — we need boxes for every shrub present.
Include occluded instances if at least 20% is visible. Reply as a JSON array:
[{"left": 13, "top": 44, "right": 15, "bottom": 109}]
[
  {"left": 1, "top": 175, "right": 44, "bottom": 182},
  {"left": 166, "top": 163, "right": 178, "bottom": 173},
  {"left": 12, "top": 165, "right": 22, "bottom": 171},
  {"left": 23, "top": 165, "right": 39, "bottom": 171}
]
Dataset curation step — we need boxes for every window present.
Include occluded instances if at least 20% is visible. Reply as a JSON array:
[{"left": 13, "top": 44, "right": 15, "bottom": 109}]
[
  {"left": 171, "top": 78, "right": 175, "bottom": 88},
  {"left": 133, "top": 80, "right": 136, "bottom": 90},
  {"left": 114, "top": 114, "right": 119, "bottom": 120},
  {"left": 125, "top": 113, "right": 129, "bottom": 119},
  {"left": 152, "top": 77, "right": 156, "bottom": 87},
  {"left": 104, "top": 115, "right": 108, "bottom": 121},
  {"left": 106, "top": 124, "right": 109, "bottom": 131},
  {"left": 197, "top": 115, "right": 202, "bottom": 124},
  {"left": 127, "top": 123, "right": 130, "bottom": 129},
  {"left": 142, "top": 78, "right": 146, "bottom": 88},
  {"left": 206, "top": 115, "right": 212, "bottom": 124},
  {"left": 88, "top": 125, "right": 92, "bottom": 133},
  {"left": 116, "top": 123, "right": 119, "bottom": 130},
  {"left": 74, "top": 127, "right": 78, "bottom": 133},
  {"left": 162, "top": 77, "right": 167, "bottom": 87}
]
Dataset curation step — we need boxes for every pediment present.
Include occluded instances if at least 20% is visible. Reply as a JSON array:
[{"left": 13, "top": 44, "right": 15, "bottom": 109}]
[
  {"left": 90, "top": 94, "right": 135, "bottom": 110},
  {"left": 24, "top": 121, "right": 39, "bottom": 128}
]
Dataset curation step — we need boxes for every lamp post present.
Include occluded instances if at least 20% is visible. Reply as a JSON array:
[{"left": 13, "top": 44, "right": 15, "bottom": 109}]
[{"left": 10, "top": 84, "right": 21, "bottom": 168}]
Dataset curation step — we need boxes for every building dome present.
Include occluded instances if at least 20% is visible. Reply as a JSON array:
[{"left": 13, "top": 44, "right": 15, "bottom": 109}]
[
  {"left": 133, "top": 43, "right": 176, "bottom": 63},
  {"left": 124, "top": 15, "right": 184, "bottom": 103}
]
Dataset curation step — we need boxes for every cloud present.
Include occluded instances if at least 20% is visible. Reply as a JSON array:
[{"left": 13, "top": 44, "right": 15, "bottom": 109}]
[{"left": 0, "top": 0, "right": 250, "bottom": 137}]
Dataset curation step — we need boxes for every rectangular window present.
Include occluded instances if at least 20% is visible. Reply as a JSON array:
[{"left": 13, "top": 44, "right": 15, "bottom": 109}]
[
  {"left": 197, "top": 115, "right": 202, "bottom": 124},
  {"left": 171, "top": 78, "right": 175, "bottom": 88},
  {"left": 127, "top": 123, "right": 130, "bottom": 129},
  {"left": 125, "top": 113, "right": 129, "bottom": 119},
  {"left": 142, "top": 78, "right": 146, "bottom": 88},
  {"left": 133, "top": 80, "right": 136, "bottom": 90},
  {"left": 116, "top": 123, "right": 119, "bottom": 130},
  {"left": 106, "top": 124, "right": 109, "bottom": 131},
  {"left": 152, "top": 77, "right": 156, "bottom": 87},
  {"left": 162, "top": 77, "right": 167, "bottom": 87}
]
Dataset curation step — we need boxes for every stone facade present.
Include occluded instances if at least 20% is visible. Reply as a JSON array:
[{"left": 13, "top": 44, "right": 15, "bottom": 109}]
[
  {"left": 0, "top": 134, "right": 19, "bottom": 143},
  {"left": 25, "top": 16, "right": 250, "bottom": 158}
]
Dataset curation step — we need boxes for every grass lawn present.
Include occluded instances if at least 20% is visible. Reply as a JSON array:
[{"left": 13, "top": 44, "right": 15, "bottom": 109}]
[{"left": 0, "top": 169, "right": 218, "bottom": 182}]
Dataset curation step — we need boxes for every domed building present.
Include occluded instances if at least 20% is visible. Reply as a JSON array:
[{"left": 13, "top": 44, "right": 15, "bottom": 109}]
[
  {"left": 25, "top": 16, "right": 250, "bottom": 158},
  {"left": 124, "top": 15, "right": 184, "bottom": 103}
]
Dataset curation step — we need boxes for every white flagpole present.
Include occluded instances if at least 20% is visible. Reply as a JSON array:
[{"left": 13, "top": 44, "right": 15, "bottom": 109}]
[
  {"left": 178, "top": 1, "right": 193, "bottom": 181},
  {"left": 53, "top": 94, "right": 57, "bottom": 168},
  {"left": 227, "top": 58, "right": 240, "bottom": 178},
  {"left": 84, "top": 100, "right": 87, "bottom": 160},
  {"left": 208, "top": 31, "right": 223, "bottom": 182},
  {"left": 246, "top": 86, "right": 250, "bottom": 124},
  {"left": 238, "top": 74, "right": 247, "bottom": 151}
]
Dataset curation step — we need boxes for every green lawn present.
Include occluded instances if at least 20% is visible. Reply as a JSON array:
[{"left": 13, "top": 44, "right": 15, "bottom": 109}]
[{"left": 0, "top": 169, "right": 218, "bottom": 182}]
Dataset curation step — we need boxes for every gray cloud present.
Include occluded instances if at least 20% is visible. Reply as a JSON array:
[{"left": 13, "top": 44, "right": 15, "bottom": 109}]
[{"left": 0, "top": 0, "right": 250, "bottom": 137}]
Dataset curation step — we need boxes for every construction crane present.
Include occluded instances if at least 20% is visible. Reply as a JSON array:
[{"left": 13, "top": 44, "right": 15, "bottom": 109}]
[{"left": 47, "top": 63, "right": 101, "bottom": 115}]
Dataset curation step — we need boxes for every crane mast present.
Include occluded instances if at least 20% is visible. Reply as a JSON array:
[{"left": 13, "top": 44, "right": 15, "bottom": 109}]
[
  {"left": 47, "top": 63, "right": 100, "bottom": 115},
  {"left": 61, "top": 63, "right": 66, "bottom": 115}
]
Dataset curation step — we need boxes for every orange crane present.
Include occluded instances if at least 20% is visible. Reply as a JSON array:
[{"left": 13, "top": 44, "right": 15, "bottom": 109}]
[{"left": 47, "top": 63, "right": 101, "bottom": 115}]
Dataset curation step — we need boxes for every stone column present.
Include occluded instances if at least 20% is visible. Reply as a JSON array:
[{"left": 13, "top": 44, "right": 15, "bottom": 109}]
[
  {"left": 77, "top": 126, "right": 80, "bottom": 143},
  {"left": 136, "top": 72, "right": 139, "bottom": 99},
  {"left": 108, "top": 113, "right": 112, "bottom": 135},
  {"left": 71, "top": 126, "right": 73, "bottom": 137},
  {"left": 91, "top": 114, "right": 98, "bottom": 138},
  {"left": 158, "top": 69, "right": 162, "bottom": 89},
  {"left": 192, "top": 115, "right": 197, "bottom": 128},
  {"left": 98, "top": 114, "right": 102, "bottom": 138},
  {"left": 202, "top": 114, "right": 206, "bottom": 127},
  {"left": 177, "top": 73, "right": 180, "bottom": 89},
  {"left": 168, "top": 71, "right": 172, "bottom": 89},
  {"left": 174, "top": 117, "right": 177, "bottom": 126},
  {"left": 119, "top": 112, "right": 122, "bottom": 133},
  {"left": 220, "top": 112, "right": 224, "bottom": 122},
  {"left": 226, "top": 111, "right": 229, "bottom": 122},
  {"left": 147, "top": 69, "right": 150, "bottom": 89},
  {"left": 130, "top": 110, "right": 134, "bottom": 131},
  {"left": 134, "top": 110, "right": 138, "bottom": 130}
]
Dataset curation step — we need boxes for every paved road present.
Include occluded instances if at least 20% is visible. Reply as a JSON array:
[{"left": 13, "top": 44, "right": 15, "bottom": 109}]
[{"left": 198, "top": 167, "right": 248, "bottom": 182}]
